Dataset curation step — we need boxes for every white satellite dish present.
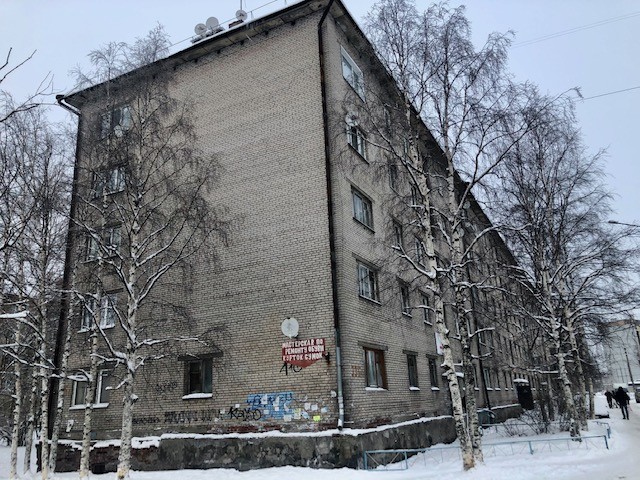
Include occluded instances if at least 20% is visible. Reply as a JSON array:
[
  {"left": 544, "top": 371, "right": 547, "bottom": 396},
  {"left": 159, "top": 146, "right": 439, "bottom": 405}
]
[
  {"left": 205, "top": 17, "right": 220, "bottom": 30},
  {"left": 236, "top": 9, "right": 248, "bottom": 21},
  {"left": 194, "top": 23, "right": 207, "bottom": 36},
  {"left": 345, "top": 111, "right": 359, "bottom": 126},
  {"left": 281, "top": 317, "right": 299, "bottom": 338}
]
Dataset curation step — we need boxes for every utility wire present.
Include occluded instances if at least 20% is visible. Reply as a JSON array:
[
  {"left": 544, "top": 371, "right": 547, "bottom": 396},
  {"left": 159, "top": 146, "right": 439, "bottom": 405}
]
[
  {"left": 582, "top": 85, "right": 640, "bottom": 101},
  {"left": 513, "top": 11, "right": 640, "bottom": 48}
]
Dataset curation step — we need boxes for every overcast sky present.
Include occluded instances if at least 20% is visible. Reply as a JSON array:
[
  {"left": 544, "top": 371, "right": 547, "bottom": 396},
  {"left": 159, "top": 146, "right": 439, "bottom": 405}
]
[{"left": 1, "top": 0, "right": 639, "bottom": 226}]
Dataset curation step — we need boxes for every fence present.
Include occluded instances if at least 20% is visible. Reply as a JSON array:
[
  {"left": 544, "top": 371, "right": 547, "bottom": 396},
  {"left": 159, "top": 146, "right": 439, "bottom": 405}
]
[{"left": 363, "top": 434, "right": 609, "bottom": 471}]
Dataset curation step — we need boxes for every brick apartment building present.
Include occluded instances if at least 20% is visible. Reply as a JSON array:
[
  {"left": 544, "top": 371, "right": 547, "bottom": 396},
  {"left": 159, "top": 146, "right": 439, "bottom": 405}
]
[{"left": 55, "top": 0, "right": 538, "bottom": 448}]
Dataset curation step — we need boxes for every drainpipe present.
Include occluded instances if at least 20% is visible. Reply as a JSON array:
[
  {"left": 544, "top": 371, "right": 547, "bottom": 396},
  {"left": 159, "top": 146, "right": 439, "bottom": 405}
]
[
  {"left": 317, "top": 0, "right": 344, "bottom": 429},
  {"left": 47, "top": 95, "right": 81, "bottom": 434}
]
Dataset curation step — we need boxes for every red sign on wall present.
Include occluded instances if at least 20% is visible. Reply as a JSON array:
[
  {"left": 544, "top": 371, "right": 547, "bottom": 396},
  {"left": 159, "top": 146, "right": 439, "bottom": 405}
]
[{"left": 282, "top": 338, "right": 326, "bottom": 368}]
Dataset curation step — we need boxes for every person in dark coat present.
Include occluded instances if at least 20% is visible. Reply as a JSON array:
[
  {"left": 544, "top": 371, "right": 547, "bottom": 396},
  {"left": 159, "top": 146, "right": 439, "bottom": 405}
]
[
  {"left": 614, "top": 387, "right": 631, "bottom": 419},
  {"left": 605, "top": 390, "right": 614, "bottom": 408}
]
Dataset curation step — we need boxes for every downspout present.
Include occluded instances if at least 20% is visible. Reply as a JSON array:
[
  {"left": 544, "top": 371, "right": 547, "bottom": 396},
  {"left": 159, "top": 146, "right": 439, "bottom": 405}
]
[
  {"left": 47, "top": 95, "right": 81, "bottom": 435},
  {"left": 318, "top": 0, "right": 344, "bottom": 429}
]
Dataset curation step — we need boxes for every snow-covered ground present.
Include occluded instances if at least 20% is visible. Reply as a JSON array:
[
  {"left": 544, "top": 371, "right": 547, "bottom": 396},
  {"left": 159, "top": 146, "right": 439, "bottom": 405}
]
[{"left": 2, "top": 404, "right": 639, "bottom": 479}]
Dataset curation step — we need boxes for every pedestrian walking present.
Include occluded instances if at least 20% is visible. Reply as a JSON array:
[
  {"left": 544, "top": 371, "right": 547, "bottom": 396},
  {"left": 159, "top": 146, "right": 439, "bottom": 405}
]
[
  {"left": 614, "top": 387, "right": 631, "bottom": 420},
  {"left": 605, "top": 390, "right": 614, "bottom": 408}
]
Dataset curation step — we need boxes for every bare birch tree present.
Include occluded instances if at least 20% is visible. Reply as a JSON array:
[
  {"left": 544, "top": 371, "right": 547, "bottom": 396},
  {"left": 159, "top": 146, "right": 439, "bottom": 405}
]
[
  {"left": 67, "top": 25, "right": 228, "bottom": 479},
  {"left": 360, "top": 0, "right": 540, "bottom": 468},
  {"left": 492, "top": 91, "right": 640, "bottom": 436},
  {"left": 0, "top": 101, "right": 70, "bottom": 478}
]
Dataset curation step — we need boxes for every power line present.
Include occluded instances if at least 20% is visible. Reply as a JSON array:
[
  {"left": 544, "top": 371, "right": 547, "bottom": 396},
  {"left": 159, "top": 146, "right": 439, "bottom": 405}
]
[
  {"left": 513, "top": 11, "right": 640, "bottom": 48},
  {"left": 582, "top": 85, "right": 640, "bottom": 101}
]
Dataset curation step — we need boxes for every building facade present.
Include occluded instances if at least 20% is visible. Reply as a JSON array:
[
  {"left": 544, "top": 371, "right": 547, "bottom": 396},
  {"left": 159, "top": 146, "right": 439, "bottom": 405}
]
[
  {"left": 56, "top": 0, "right": 537, "bottom": 445},
  {"left": 599, "top": 319, "right": 640, "bottom": 391}
]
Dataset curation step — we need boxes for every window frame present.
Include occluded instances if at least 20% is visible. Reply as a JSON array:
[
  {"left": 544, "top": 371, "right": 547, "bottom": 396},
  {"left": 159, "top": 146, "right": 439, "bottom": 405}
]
[
  {"left": 71, "top": 377, "right": 88, "bottom": 407},
  {"left": 100, "top": 293, "right": 118, "bottom": 329},
  {"left": 415, "top": 237, "right": 426, "bottom": 266},
  {"left": 346, "top": 124, "right": 367, "bottom": 159},
  {"left": 357, "top": 261, "right": 379, "bottom": 302},
  {"left": 96, "top": 370, "right": 111, "bottom": 405},
  {"left": 352, "top": 188, "right": 373, "bottom": 229},
  {"left": 341, "top": 46, "right": 365, "bottom": 99},
  {"left": 483, "top": 367, "right": 493, "bottom": 389},
  {"left": 85, "top": 234, "right": 99, "bottom": 261},
  {"left": 388, "top": 163, "right": 398, "bottom": 191},
  {"left": 427, "top": 356, "right": 439, "bottom": 387},
  {"left": 81, "top": 297, "right": 97, "bottom": 332},
  {"left": 100, "top": 105, "right": 132, "bottom": 139},
  {"left": 364, "top": 347, "right": 387, "bottom": 389},
  {"left": 407, "top": 354, "right": 419, "bottom": 389},
  {"left": 104, "top": 225, "right": 122, "bottom": 255},
  {"left": 91, "top": 165, "right": 126, "bottom": 198},
  {"left": 421, "top": 293, "right": 432, "bottom": 325},
  {"left": 184, "top": 357, "right": 213, "bottom": 397},
  {"left": 392, "top": 220, "right": 403, "bottom": 250},
  {"left": 399, "top": 281, "right": 411, "bottom": 317}
]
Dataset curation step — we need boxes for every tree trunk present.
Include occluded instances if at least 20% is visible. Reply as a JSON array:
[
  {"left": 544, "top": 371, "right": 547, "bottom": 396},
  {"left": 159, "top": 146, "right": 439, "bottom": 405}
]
[
  {"left": 116, "top": 368, "right": 135, "bottom": 480},
  {"left": 47, "top": 309, "right": 73, "bottom": 473},
  {"left": 38, "top": 316, "right": 50, "bottom": 479},
  {"left": 435, "top": 295, "right": 474, "bottom": 469},
  {"left": 79, "top": 329, "right": 99, "bottom": 479},
  {"left": 587, "top": 376, "right": 595, "bottom": 420},
  {"left": 9, "top": 325, "right": 22, "bottom": 480},
  {"left": 23, "top": 360, "right": 37, "bottom": 474}
]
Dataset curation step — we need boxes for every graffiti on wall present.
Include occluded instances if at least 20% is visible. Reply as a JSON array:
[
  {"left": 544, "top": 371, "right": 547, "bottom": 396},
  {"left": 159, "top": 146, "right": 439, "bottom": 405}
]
[
  {"left": 280, "top": 363, "right": 303, "bottom": 376},
  {"left": 132, "top": 393, "right": 330, "bottom": 426},
  {"left": 246, "top": 391, "right": 294, "bottom": 420}
]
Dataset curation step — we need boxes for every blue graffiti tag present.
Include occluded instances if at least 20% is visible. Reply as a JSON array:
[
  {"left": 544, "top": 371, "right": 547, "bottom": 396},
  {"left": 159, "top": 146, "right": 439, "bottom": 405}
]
[{"left": 246, "top": 392, "right": 294, "bottom": 420}]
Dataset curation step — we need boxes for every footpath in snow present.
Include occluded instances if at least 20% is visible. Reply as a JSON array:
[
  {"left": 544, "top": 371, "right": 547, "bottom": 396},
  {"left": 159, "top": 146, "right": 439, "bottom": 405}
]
[{"left": 1, "top": 407, "right": 639, "bottom": 479}]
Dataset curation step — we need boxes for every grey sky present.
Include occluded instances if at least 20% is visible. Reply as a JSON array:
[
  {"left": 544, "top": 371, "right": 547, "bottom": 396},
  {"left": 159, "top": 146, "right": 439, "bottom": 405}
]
[{"left": 1, "top": 0, "right": 639, "bottom": 225}]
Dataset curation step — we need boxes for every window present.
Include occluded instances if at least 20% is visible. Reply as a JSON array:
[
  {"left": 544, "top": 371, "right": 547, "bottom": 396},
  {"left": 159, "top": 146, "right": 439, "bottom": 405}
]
[
  {"left": 186, "top": 358, "right": 213, "bottom": 395},
  {"left": 347, "top": 125, "right": 367, "bottom": 158},
  {"left": 400, "top": 282, "right": 411, "bottom": 316},
  {"left": 407, "top": 354, "right": 419, "bottom": 389},
  {"left": 421, "top": 294, "right": 431, "bottom": 324},
  {"left": 101, "top": 105, "right": 132, "bottom": 138},
  {"left": 415, "top": 237, "right": 426, "bottom": 265},
  {"left": 81, "top": 298, "right": 97, "bottom": 331},
  {"left": 71, "top": 378, "right": 88, "bottom": 406},
  {"left": 104, "top": 225, "right": 121, "bottom": 255},
  {"left": 483, "top": 367, "right": 492, "bottom": 389},
  {"left": 341, "top": 47, "right": 364, "bottom": 99},
  {"left": 352, "top": 188, "right": 373, "bottom": 228},
  {"left": 100, "top": 293, "right": 118, "bottom": 328},
  {"left": 357, "top": 262, "right": 379, "bottom": 301},
  {"left": 389, "top": 163, "right": 398, "bottom": 190},
  {"left": 392, "top": 221, "right": 403, "bottom": 249},
  {"left": 478, "top": 327, "right": 486, "bottom": 346},
  {"left": 410, "top": 185, "right": 421, "bottom": 207},
  {"left": 96, "top": 370, "right": 111, "bottom": 404},
  {"left": 364, "top": 348, "right": 387, "bottom": 388},
  {"left": 428, "top": 357, "right": 439, "bottom": 387},
  {"left": 85, "top": 235, "right": 99, "bottom": 261},
  {"left": 92, "top": 166, "right": 125, "bottom": 197}
]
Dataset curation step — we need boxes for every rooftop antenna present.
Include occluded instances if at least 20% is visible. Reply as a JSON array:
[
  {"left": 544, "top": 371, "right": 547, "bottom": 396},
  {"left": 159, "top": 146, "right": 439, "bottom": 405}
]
[
  {"left": 205, "top": 16, "right": 224, "bottom": 33},
  {"left": 191, "top": 16, "right": 225, "bottom": 43},
  {"left": 236, "top": 9, "right": 248, "bottom": 22}
]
